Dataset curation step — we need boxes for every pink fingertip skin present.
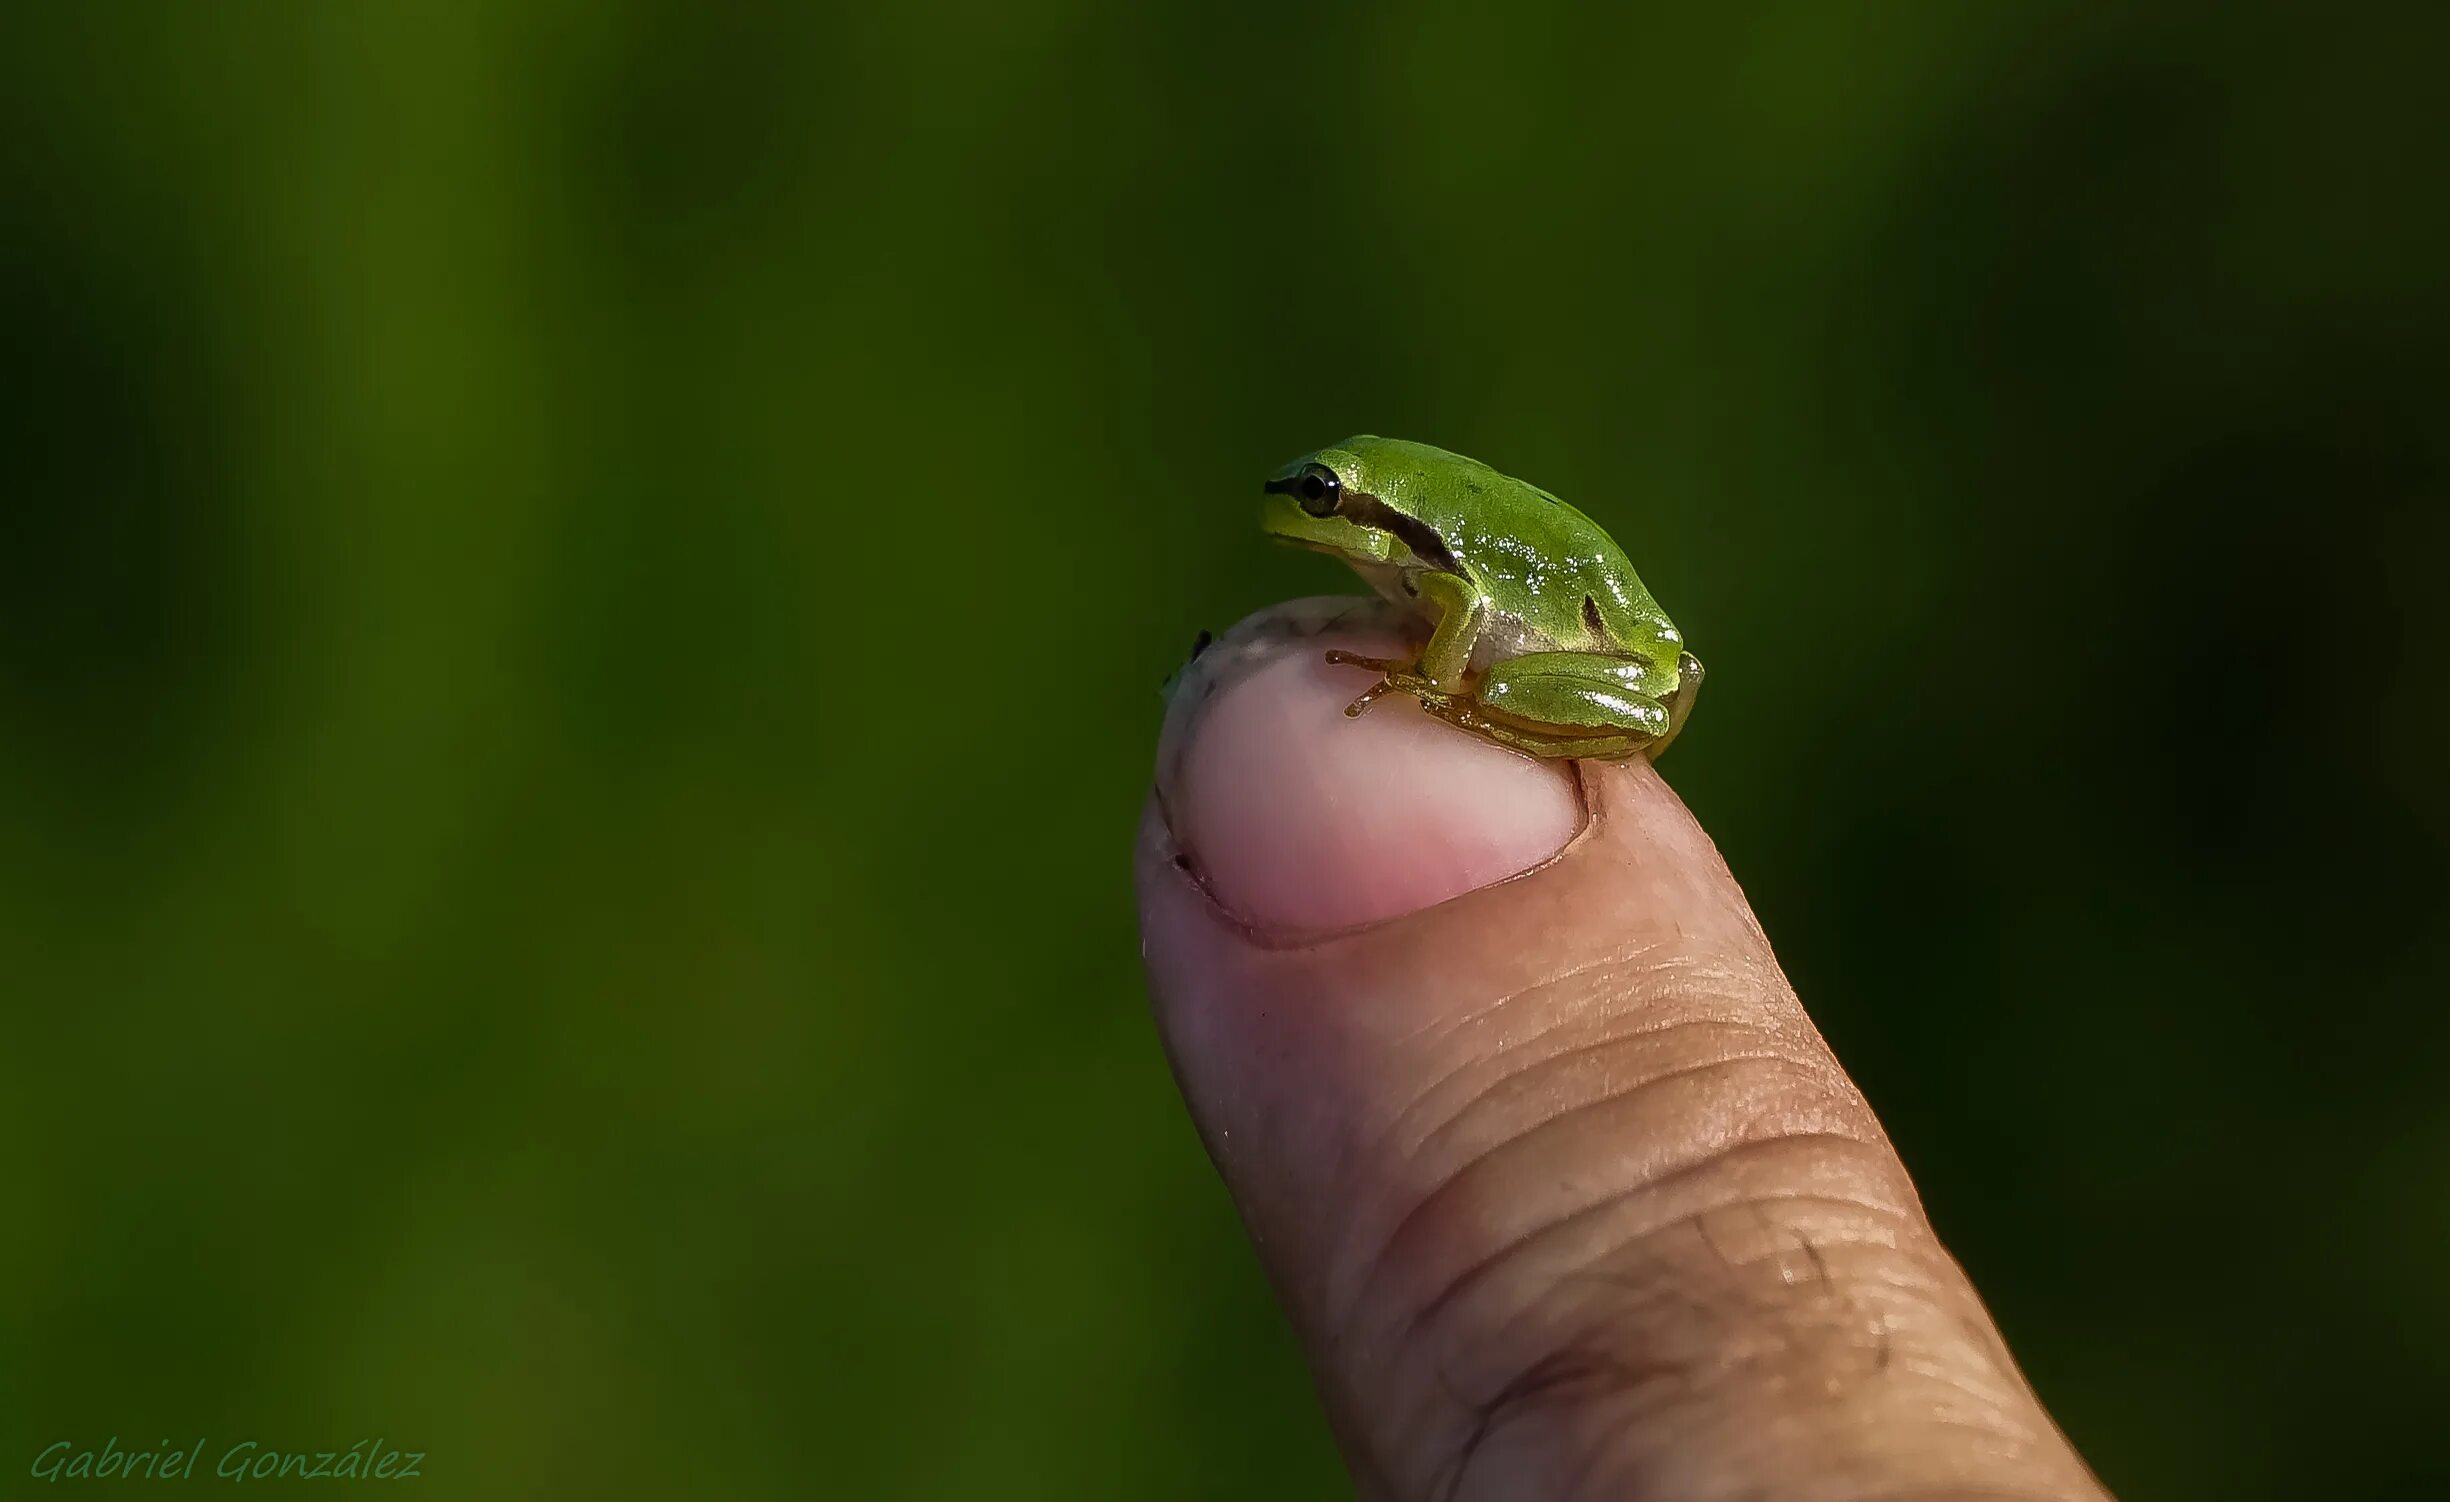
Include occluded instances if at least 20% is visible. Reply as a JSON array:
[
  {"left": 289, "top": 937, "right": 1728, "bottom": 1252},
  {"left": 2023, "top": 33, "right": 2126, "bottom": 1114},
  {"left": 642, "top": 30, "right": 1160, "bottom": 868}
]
[{"left": 1160, "top": 625, "right": 1584, "bottom": 937}]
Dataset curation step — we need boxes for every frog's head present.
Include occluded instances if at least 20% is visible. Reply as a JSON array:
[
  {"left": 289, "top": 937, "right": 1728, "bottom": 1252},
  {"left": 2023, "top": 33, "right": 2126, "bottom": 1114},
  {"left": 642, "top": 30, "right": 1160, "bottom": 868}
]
[{"left": 1260, "top": 436, "right": 1397, "bottom": 563}]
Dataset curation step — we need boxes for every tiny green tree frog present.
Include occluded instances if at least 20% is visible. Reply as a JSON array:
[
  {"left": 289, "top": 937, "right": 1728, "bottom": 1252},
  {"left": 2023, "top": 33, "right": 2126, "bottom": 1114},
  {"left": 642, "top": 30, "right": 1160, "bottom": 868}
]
[{"left": 1261, "top": 436, "right": 1703, "bottom": 760}]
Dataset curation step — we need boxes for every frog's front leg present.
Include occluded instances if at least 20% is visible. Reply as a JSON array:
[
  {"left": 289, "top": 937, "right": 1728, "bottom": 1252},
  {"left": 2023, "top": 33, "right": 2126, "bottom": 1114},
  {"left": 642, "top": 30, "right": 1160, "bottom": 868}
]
[{"left": 1323, "top": 570, "right": 1485, "bottom": 712}]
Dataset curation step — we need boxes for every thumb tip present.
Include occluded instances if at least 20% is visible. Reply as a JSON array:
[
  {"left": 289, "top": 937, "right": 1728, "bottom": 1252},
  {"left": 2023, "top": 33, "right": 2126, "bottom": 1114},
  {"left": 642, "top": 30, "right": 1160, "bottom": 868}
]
[{"left": 1155, "top": 601, "right": 1585, "bottom": 937}]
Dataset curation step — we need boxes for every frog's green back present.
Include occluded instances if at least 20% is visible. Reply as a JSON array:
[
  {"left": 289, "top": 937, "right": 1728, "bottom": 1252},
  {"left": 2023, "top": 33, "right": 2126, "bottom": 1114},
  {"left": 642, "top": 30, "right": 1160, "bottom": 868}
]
[{"left": 1323, "top": 435, "right": 1665, "bottom": 634}]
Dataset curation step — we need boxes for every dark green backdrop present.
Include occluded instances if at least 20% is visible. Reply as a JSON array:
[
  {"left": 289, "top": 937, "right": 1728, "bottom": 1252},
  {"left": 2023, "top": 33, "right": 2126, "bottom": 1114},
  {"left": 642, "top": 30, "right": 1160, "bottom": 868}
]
[{"left": 4, "top": 4, "right": 2445, "bottom": 1497}]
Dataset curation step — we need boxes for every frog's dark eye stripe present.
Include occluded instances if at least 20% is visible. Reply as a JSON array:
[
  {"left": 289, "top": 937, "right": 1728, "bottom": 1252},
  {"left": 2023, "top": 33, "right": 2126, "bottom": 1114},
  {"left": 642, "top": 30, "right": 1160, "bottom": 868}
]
[
  {"left": 1263, "top": 462, "right": 1344, "bottom": 518},
  {"left": 1582, "top": 594, "right": 1606, "bottom": 635},
  {"left": 1345, "top": 492, "right": 1464, "bottom": 575}
]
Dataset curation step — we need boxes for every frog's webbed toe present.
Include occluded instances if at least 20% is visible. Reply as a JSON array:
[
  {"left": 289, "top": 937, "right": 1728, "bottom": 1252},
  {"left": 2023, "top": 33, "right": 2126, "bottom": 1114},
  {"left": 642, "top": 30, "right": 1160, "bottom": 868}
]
[
  {"left": 1321, "top": 649, "right": 1437, "bottom": 719},
  {"left": 1321, "top": 648, "right": 1410, "bottom": 677}
]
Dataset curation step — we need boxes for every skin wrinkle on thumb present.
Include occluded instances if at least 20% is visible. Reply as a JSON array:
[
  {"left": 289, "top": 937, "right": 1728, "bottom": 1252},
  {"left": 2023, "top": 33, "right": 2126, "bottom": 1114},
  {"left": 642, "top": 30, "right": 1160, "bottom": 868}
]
[{"left": 1140, "top": 599, "right": 2114, "bottom": 1502}]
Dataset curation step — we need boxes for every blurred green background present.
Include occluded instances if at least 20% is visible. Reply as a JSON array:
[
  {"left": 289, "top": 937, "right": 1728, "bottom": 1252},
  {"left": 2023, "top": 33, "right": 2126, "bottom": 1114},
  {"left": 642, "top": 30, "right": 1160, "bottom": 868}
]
[{"left": 4, "top": 3, "right": 2446, "bottom": 1497}]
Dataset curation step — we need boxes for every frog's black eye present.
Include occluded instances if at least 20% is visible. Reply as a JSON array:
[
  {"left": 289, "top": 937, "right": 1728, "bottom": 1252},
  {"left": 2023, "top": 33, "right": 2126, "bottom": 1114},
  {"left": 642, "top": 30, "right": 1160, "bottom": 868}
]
[
  {"left": 1263, "top": 460, "right": 1345, "bottom": 517},
  {"left": 1294, "top": 463, "right": 1341, "bottom": 517}
]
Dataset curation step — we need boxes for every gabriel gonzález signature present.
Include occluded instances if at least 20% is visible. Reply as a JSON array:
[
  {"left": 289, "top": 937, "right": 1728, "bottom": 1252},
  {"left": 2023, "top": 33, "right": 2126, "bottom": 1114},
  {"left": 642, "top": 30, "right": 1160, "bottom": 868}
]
[{"left": 30, "top": 1437, "right": 424, "bottom": 1483}]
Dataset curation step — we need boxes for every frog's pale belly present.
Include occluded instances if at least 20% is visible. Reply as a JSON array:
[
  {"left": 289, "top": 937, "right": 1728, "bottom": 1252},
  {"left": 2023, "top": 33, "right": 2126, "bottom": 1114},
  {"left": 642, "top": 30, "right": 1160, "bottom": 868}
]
[
  {"left": 1353, "top": 561, "right": 1566, "bottom": 669},
  {"left": 1468, "top": 604, "right": 1556, "bottom": 666}
]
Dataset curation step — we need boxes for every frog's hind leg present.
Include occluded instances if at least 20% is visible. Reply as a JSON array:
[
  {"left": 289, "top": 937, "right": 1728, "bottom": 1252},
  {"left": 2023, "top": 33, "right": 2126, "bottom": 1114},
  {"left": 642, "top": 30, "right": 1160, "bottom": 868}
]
[
  {"left": 1639, "top": 652, "right": 1706, "bottom": 760},
  {"left": 1410, "top": 697, "right": 1654, "bottom": 759},
  {"left": 1466, "top": 652, "right": 1680, "bottom": 760}
]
